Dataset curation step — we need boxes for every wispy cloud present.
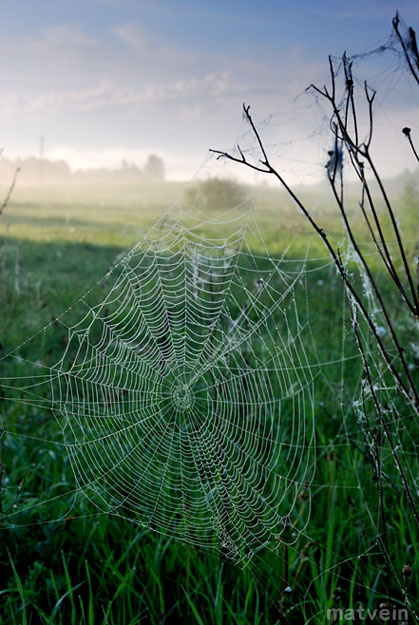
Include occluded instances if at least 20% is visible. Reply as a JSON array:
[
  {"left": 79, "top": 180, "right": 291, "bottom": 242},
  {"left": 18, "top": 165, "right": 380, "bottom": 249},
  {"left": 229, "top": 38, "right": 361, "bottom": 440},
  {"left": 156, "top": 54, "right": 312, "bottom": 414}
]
[
  {"left": 0, "top": 70, "right": 261, "bottom": 119},
  {"left": 2, "top": 18, "right": 315, "bottom": 121},
  {"left": 0, "top": 80, "right": 112, "bottom": 118},
  {"left": 113, "top": 22, "right": 146, "bottom": 51},
  {"left": 35, "top": 25, "right": 98, "bottom": 48}
]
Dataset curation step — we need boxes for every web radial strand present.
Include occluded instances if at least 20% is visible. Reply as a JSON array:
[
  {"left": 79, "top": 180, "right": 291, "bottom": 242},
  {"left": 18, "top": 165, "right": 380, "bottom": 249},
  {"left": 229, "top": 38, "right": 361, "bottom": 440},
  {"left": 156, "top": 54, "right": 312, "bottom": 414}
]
[{"left": 49, "top": 209, "right": 316, "bottom": 560}]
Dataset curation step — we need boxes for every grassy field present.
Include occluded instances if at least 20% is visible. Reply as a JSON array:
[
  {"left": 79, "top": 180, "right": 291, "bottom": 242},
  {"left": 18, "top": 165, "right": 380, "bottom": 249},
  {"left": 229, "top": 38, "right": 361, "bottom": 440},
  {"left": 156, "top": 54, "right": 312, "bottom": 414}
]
[{"left": 0, "top": 181, "right": 418, "bottom": 624}]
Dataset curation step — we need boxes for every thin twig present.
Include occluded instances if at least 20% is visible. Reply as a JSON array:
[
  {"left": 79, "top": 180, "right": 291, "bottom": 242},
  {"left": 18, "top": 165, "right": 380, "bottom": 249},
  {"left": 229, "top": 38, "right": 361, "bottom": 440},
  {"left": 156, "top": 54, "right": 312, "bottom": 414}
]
[
  {"left": 0, "top": 167, "right": 20, "bottom": 217},
  {"left": 211, "top": 104, "right": 418, "bottom": 410},
  {"left": 402, "top": 127, "right": 419, "bottom": 164},
  {"left": 393, "top": 13, "right": 419, "bottom": 85}
]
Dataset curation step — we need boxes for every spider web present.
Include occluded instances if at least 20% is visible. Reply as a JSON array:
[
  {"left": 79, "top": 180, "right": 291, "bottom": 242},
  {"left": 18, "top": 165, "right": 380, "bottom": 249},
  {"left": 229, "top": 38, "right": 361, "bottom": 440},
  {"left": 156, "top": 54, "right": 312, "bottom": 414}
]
[{"left": 1, "top": 206, "right": 317, "bottom": 566}]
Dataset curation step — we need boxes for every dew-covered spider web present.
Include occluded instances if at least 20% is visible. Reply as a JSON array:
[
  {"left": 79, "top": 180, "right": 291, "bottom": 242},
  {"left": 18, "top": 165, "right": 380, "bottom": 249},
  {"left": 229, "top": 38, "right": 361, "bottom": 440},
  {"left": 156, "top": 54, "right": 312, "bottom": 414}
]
[{"left": 1, "top": 206, "right": 318, "bottom": 563}]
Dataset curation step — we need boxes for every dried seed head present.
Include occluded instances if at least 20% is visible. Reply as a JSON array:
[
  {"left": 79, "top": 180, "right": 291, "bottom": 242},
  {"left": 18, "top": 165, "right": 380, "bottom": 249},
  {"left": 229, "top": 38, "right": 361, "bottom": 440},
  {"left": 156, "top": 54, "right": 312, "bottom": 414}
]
[
  {"left": 298, "top": 482, "right": 310, "bottom": 501},
  {"left": 402, "top": 563, "right": 412, "bottom": 577},
  {"left": 327, "top": 449, "right": 335, "bottom": 462}
]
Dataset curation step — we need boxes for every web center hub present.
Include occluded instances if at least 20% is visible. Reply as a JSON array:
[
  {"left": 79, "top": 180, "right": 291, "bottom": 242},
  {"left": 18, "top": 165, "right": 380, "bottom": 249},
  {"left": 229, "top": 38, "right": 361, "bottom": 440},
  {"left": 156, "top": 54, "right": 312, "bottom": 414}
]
[{"left": 171, "top": 383, "right": 194, "bottom": 412}]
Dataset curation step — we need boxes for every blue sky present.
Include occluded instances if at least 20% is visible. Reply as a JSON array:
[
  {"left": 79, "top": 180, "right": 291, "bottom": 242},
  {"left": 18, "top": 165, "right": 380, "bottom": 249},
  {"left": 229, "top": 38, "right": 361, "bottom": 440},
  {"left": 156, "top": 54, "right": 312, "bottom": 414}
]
[{"left": 2, "top": 0, "right": 419, "bottom": 179}]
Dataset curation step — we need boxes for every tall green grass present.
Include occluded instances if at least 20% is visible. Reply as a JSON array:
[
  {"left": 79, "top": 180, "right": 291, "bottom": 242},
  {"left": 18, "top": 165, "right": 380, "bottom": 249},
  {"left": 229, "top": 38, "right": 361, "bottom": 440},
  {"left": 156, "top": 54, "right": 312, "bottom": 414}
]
[{"left": 0, "top": 185, "right": 418, "bottom": 623}]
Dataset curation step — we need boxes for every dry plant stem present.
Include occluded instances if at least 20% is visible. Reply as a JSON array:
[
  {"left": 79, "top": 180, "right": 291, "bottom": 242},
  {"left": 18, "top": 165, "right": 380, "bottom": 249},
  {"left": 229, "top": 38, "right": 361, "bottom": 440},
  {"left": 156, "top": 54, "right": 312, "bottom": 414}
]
[
  {"left": 358, "top": 175, "right": 408, "bottom": 299},
  {"left": 312, "top": 65, "right": 418, "bottom": 317},
  {"left": 327, "top": 173, "right": 418, "bottom": 402},
  {"left": 392, "top": 13, "right": 419, "bottom": 85},
  {"left": 350, "top": 160, "right": 402, "bottom": 293},
  {"left": 0, "top": 438, "right": 4, "bottom": 514},
  {"left": 0, "top": 163, "right": 20, "bottom": 516},
  {"left": 358, "top": 184, "right": 398, "bottom": 284},
  {"left": 314, "top": 64, "right": 417, "bottom": 314},
  {"left": 357, "top": 164, "right": 415, "bottom": 317},
  {"left": 365, "top": 153, "right": 418, "bottom": 312},
  {"left": 324, "top": 72, "right": 419, "bottom": 390},
  {"left": 352, "top": 154, "right": 403, "bottom": 294},
  {"left": 211, "top": 98, "right": 419, "bottom": 527},
  {"left": 403, "top": 128, "right": 419, "bottom": 164},
  {"left": 349, "top": 286, "right": 419, "bottom": 525},
  {"left": 278, "top": 542, "right": 290, "bottom": 623},
  {"left": 210, "top": 107, "right": 419, "bottom": 411},
  {"left": 353, "top": 391, "right": 403, "bottom": 493},
  {"left": 361, "top": 98, "right": 417, "bottom": 313},
  {"left": 352, "top": 307, "right": 419, "bottom": 619},
  {"left": 0, "top": 167, "right": 20, "bottom": 217},
  {"left": 351, "top": 305, "right": 399, "bottom": 603},
  {"left": 283, "top": 542, "right": 289, "bottom": 591}
]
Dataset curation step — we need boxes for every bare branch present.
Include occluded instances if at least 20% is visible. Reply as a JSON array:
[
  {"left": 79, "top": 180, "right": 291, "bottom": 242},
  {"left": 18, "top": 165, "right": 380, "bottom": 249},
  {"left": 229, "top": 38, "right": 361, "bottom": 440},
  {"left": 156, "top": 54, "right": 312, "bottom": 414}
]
[
  {"left": 402, "top": 126, "right": 419, "bottom": 164},
  {"left": 0, "top": 167, "right": 20, "bottom": 217},
  {"left": 393, "top": 13, "right": 419, "bottom": 85}
]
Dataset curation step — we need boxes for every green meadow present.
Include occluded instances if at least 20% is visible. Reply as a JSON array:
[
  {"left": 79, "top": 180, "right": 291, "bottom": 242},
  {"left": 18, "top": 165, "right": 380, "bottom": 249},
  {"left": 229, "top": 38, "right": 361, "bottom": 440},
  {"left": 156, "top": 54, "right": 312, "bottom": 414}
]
[{"left": 0, "top": 180, "right": 418, "bottom": 624}]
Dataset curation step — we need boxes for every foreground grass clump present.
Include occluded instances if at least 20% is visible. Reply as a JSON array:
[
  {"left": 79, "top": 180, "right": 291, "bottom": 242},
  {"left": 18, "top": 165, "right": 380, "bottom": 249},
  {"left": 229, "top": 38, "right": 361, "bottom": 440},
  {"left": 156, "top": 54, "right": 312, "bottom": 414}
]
[{"left": 0, "top": 186, "right": 418, "bottom": 624}]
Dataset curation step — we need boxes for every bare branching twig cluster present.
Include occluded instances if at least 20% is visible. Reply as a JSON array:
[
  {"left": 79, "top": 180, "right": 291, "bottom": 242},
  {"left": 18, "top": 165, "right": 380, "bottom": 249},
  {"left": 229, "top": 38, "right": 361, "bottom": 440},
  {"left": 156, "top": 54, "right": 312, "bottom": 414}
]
[{"left": 211, "top": 11, "right": 419, "bottom": 539}]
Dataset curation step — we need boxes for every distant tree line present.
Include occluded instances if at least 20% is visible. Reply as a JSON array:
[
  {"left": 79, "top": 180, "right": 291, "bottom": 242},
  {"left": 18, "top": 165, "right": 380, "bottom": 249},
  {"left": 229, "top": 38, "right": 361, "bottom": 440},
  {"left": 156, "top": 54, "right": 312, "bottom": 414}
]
[{"left": 0, "top": 153, "right": 165, "bottom": 185}]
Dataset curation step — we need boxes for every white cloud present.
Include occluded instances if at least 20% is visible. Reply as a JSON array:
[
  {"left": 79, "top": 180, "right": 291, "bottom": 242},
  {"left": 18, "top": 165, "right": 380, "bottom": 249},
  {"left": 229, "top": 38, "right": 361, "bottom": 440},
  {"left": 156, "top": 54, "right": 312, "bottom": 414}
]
[
  {"left": 0, "top": 70, "right": 255, "bottom": 119},
  {"left": 0, "top": 80, "right": 113, "bottom": 118},
  {"left": 113, "top": 22, "right": 145, "bottom": 51}
]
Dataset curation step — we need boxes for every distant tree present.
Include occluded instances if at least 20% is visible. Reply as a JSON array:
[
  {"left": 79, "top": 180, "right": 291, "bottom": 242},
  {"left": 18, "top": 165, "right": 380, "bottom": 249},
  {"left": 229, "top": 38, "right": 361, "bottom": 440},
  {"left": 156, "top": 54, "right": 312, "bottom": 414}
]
[
  {"left": 119, "top": 158, "right": 141, "bottom": 180},
  {"left": 185, "top": 177, "right": 246, "bottom": 211},
  {"left": 143, "top": 154, "right": 165, "bottom": 181},
  {"left": 9, "top": 157, "right": 71, "bottom": 184}
]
